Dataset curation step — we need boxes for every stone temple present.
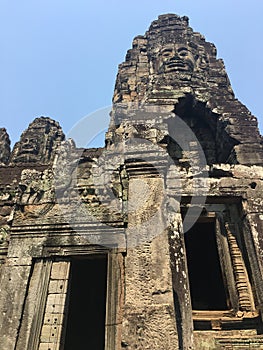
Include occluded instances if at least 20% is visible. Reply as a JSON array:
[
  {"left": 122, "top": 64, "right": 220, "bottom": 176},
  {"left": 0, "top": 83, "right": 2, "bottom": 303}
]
[{"left": 1, "top": 13, "right": 263, "bottom": 350}]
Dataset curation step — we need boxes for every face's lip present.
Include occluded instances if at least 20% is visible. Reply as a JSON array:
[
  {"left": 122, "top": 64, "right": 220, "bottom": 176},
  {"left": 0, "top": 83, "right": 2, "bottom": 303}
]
[
  {"left": 167, "top": 61, "right": 185, "bottom": 68},
  {"left": 21, "top": 146, "right": 37, "bottom": 152},
  {"left": 165, "top": 61, "right": 189, "bottom": 72},
  {"left": 19, "top": 149, "right": 36, "bottom": 154}
]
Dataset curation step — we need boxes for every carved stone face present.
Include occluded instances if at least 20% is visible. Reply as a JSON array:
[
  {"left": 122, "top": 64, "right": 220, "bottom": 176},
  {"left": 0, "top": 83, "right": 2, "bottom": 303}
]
[
  {"left": 17, "top": 133, "right": 41, "bottom": 157},
  {"left": 10, "top": 117, "right": 65, "bottom": 164},
  {"left": 156, "top": 44, "right": 195, "bottom": 74},
  {"left": 196, "top": 50, "right": 209, "bottom": 70}
]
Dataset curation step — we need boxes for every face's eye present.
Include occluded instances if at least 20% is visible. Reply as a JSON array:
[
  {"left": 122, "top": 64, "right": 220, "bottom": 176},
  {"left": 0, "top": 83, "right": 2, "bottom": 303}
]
[
  {"left": 178, "top": 50, "right": 188, "bottom": 57},
  {"left": 161, "top": 49, "right": 173, "bottom": 57}
]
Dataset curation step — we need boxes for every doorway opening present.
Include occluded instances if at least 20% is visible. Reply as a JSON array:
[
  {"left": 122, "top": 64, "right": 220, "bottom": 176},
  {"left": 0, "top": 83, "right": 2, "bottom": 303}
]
[
  {"left": 64, "top": 256, "right": 108, "bottom": 350},
  {"left": 184, "top": 221, "right": 229, "bottom": 310}
]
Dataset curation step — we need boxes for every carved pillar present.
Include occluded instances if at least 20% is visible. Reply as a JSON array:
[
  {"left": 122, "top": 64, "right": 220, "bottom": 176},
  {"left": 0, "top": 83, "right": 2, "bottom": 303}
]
[
  {"left": 122, "top": 176, "right": 179, "bottom": 349},
  {"left": 16, "top": 259, "right": 53, "bottom": 350},
  {"left": 168, "top": 211, "right": 193, "bottom": 350},
  {"left": 242, "top": 212, "right": 263, "bottom": 316},
  {"left": 0, "top": 258, "right": 32, "bottom": 350},
  {"left": 105, "top": 251, "right": 125, "bottom": 350},
  {"left": 225, "top": 222, "right": 255, "bottom": 312}
]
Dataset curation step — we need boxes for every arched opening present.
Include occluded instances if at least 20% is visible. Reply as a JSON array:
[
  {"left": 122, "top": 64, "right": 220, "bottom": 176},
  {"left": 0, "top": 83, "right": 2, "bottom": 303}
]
[{"left": 166, "top": 95, "right": 239, "bottom": 165}]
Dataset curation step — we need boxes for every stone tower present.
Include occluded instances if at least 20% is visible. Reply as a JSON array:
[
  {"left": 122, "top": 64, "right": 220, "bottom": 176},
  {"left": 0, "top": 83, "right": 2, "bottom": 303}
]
[{"left": 1, "top": 14, "right": 263, "bottom": 350}]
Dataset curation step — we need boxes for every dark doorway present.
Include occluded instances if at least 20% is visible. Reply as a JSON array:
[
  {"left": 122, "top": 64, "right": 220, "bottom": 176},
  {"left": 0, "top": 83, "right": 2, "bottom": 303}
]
[
  {"left": 64, "top": 256, "right": 108, "bottom": 350},
  {"left": 184, "top": 222, "right": 228, "bottom": 310}
]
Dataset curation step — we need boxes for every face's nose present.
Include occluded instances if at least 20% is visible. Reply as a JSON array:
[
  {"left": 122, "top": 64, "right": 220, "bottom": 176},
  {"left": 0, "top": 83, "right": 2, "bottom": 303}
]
[
  {"left": 169, "top": 50, "right": 183, "bottom": 61},
  {"left": 24, "top": 138, "right": 34, "bottom": 147}
]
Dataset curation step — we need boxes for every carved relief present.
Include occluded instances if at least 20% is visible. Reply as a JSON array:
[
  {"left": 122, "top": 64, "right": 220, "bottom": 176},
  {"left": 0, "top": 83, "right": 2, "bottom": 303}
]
[
  {"left": 53, "top": 139, "right": 78, "bottom": 193},
  {"left": 0, "top": 225, "right": 9, "bottom": 265},
  {"left": 16, "top": 133, "right": 41, "bottom": 160},
  {"left": 225, "top": 222, "right": 255, "bottom": 312},
  {"left": 195, "top": 48, "right": 209, "bottom": 71},
  {"left": 0, "top": 128, "right": 11, "bottom": 165},
  {"left": 0, "top": 13, "right": 263, "bottom": 350},
  {"left": 0, "top": 226, "right": 8, "bottom": 246},
  {"left": 10, "top": 117, "right": 65, "bottom": 164},
  {"left": 17, "top": 169, "right": 55, "bottom": 218},
  {"left": 154, "top": 44, "right": 196, "bottom": 74}
]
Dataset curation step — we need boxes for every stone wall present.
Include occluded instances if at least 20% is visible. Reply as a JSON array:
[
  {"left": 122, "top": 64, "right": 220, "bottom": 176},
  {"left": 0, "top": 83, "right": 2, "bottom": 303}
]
[{"left": 0, "top": 13, "right": 263, "bottom": 350}]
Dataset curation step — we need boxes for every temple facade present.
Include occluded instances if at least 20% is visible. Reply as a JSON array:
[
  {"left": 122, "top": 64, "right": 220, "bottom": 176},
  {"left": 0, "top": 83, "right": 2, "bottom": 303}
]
[{"left": 1, "top": 14, "right": 263, "bottom": 349}]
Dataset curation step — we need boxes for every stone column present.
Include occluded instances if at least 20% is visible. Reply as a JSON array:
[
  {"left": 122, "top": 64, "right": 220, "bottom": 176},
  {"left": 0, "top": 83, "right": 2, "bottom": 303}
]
[
  {"left": 121, "top": 176, "right": 179, "bottom": 349},
  {"left": 0, "top": 257, "right": 32, "bottom": 350}
]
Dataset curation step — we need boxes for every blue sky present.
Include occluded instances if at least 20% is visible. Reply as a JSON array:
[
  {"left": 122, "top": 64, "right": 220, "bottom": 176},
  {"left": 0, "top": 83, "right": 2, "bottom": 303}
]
[{"left": 0, "top": 0, "right": 262, "bottom": 147}]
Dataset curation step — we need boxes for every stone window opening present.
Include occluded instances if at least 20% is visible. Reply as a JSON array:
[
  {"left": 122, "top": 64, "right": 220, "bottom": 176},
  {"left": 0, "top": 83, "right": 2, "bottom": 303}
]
[{"left": 181, "top": 204, "right": 262, "bottom": 331}]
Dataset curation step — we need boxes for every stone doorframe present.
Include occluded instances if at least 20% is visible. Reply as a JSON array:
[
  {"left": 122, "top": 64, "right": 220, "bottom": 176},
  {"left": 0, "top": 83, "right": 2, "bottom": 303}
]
[
  {"left": 18, "top": 244, "right": 124, "bottom": 350},
  {"left": 0, "top": 221, "right": 125, "bottom": 350}
]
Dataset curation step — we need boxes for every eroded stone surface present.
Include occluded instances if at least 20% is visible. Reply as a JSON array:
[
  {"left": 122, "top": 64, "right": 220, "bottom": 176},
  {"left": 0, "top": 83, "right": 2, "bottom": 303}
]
[
  {"left": 0, "top": 13, "right": 263, "bottom": 350},
  {"left": 10, "top": 117, "right": 65, "bottom": 164},
  {"left": 111, "top": 13, "right": 263, "bottom": 166},
  {"left": 0, "top": 128, "right": 10, "bottom": 165}
]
